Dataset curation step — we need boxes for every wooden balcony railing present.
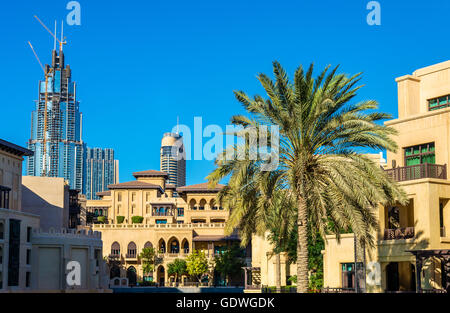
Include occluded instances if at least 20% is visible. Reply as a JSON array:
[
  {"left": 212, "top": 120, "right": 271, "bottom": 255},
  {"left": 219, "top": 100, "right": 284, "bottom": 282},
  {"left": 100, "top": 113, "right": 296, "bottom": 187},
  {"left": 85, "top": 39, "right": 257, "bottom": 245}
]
[
  {"left": 383, "top": 227, "right": 415, "bottom": 240},
  {"left": 384, "top": 163, "right": 447, "bottom": 182}
]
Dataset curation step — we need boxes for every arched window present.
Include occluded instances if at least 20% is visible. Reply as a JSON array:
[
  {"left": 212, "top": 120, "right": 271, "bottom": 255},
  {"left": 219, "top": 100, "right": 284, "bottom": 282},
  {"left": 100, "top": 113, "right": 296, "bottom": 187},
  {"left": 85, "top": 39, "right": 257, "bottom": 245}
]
[
  {"left": 127, "top": 242, "right": 137, "bottom": 258},
  {"left": 144, "top": 241, "right": 153, "bottom": 249},
  {"left": 158, "top": 239, "right": 166, "bottom": 253},
  {"left": 182, "top": 239, "right": 189, "bottom": 254},
  {"left": 111, "top": 242, "right": 120, "bottom": 257},
  {"left": 199, "top": 199, "right": 206, "bottom": 210},
  {"left": 189, "top": 199, "right": 197, "bottom": 210},
  {"left": 168, "top": 237, "right": 180, "bottom": 254}
]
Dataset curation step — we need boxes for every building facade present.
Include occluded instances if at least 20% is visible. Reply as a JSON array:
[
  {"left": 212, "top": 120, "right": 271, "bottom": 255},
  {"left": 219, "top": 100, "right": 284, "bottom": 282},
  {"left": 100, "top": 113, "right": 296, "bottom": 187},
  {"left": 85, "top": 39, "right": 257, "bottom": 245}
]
[
  {"left": 0, "top": 138, "right": 108, "bottom": 293},
  {"left": 160, "top": 133, "right": 186, "bottom": 189},
  {"left": 90, "top": 169, "right": 249, "bottom": 286},
  {"left": 26, "top": 48, "right": 85, "bottom": 191},
  {"left": 84, "top": 147, "right": 119, "bottom": 200},
  {"left": 323, "top": 61, "right": 450, "bottom": 293}
]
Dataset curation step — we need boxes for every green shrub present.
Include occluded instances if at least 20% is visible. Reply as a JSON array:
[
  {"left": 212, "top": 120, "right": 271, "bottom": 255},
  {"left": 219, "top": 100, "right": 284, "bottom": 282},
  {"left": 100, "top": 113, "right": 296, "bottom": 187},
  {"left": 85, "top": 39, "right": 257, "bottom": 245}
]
[
  {"left": 116, "top": 216, "right": 125, "bottom": 224},
  {"left": 97, "top": 216, "right": 106, "bottom": 223},
  {"left": 131, "top": 216, "right": 144, "bottom": 224}
]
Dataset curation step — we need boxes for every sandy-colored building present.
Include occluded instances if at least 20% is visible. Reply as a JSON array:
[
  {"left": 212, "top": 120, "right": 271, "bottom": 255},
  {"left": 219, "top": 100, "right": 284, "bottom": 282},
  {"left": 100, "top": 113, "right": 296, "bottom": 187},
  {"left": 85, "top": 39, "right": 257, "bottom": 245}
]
[
  {"left": 0, "top": 138, "right": 108, "bottom": 293},
  {"left": 90, "top": 169, "right": 250, "bottom": 286},
  {"left": 323, "top": 61, "right": 450, "bottom": 293},
  {"left": 242, "top": 233, "right": 296, "bottom": 292},
  {"left": 21, "top": 176, "right": 69, "bottom": 232}
]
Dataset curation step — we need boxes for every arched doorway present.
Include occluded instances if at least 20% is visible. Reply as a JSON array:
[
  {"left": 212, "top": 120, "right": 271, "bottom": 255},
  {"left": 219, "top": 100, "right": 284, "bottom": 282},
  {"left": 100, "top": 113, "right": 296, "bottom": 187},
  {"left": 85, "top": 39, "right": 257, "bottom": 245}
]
[
  {"left": 127, "top": 266, "right": 137, "bottom": 286},
  {"left": 386, "top": 262, "right": 399, "bottom": 291},
  {"left": 157, "top": 265, "right": 165, "bottom": 286},
  {"left": 168, "top": 237, "right": 180, "bottom": 253}
]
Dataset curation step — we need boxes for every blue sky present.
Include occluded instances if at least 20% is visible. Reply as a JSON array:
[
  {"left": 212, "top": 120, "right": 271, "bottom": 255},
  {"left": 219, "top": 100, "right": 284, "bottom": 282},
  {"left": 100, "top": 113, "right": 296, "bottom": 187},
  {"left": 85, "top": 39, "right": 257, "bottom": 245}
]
[{"left": 0, "top": 0, "right": 449, "bottom": 185}]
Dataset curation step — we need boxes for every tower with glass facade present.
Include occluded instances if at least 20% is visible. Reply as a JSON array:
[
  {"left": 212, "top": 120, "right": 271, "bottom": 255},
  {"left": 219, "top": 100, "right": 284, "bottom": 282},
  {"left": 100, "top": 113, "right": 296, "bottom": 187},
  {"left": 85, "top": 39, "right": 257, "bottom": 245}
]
[
  {"left": 84, "top": 147, "right": 119, "bottom": 200},
  {"left": 160, "top": 132, "right": 186, "bottom": 190},
  {"left": 26, "top": 49, "right": 85, "bottom": 191}
]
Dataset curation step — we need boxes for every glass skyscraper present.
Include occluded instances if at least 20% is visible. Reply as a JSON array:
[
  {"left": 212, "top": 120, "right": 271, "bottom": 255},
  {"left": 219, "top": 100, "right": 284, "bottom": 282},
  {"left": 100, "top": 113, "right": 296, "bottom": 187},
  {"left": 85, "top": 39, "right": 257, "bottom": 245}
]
[
  {"left": 84, "top": 147, "right": 119, "bottom": 200},
  {"left": 26, "top": 49, "right": 84, "bottom": 191},
  {"left": 160, "top": 132, "right": 186, "bottom": 192}
]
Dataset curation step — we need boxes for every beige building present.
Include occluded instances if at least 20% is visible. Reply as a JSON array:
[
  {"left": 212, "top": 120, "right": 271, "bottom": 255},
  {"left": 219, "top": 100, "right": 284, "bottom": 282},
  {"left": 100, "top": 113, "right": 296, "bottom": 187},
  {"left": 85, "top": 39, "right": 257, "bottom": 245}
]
[
  {"left": 90, "top": 169, "right": 249, "bottom": 286},
  {"left": 0, "top": 138, "right": 108, "bottom": 293},
  {"left": 22, "top": 176, "right": 69, "bottom": 232},
  {"left": 323, "top": 61, "right": 450, "bottom": 293},
  {"left": 243, "top": 233, "right": 296, "bottom": 292}
]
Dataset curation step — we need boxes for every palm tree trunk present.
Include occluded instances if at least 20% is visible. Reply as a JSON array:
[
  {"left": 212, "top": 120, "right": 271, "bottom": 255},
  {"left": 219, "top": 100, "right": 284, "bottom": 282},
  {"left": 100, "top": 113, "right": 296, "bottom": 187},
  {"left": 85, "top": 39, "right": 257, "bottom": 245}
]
[
  {"left": 275, "top": 253, "right": 281, "bottom": 293},
  {"left": 297, "top": 195, "right": 309, "bottom": 293}
]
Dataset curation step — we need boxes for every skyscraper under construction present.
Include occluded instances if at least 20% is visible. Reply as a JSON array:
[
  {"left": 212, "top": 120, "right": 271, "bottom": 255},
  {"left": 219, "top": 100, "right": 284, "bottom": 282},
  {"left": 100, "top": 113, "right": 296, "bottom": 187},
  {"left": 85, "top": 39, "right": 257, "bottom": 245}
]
[{"left": 26, "top": 48, "right": 85, "bottom": 191}]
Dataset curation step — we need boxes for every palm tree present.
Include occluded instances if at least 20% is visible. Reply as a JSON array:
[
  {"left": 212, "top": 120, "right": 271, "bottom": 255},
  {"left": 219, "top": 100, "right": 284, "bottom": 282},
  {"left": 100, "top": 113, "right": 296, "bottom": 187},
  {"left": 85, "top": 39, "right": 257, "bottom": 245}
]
[
  {"left": 208, "top": 61, "right": 406, "bottom": 292},
  {"left": 264, "top": 189, "right": 296, "bottom": 292}
]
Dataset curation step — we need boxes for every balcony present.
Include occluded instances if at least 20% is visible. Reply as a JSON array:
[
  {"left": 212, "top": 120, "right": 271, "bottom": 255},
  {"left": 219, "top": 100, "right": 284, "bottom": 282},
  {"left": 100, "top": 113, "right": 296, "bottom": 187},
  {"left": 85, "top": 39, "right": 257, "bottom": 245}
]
[
  {"left": 383, "top": 227, "right": 415, "bottom": 240},
  {"left": 384, "top": 163, "right": 447, "bottom": 182}
]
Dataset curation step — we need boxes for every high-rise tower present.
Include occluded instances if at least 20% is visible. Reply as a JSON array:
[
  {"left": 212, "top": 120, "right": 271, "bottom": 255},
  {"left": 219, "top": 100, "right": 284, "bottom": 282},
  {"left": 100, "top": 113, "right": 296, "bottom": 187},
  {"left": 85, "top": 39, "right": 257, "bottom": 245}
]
[
  {"left": 160, "top": 132, "right": 186, "bottom": 190},
  {"left": 84, "top": 147, "right": 119, "bottom": 200},
  {"left": 26, "top": 48, "right": 85, "bottom": 191}
]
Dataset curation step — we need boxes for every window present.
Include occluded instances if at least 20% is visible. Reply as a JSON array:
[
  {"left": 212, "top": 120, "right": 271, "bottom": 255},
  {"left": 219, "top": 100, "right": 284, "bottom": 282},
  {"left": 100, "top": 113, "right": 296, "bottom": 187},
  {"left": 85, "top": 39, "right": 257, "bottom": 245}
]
[
  {"left": 26, "top": 272, "right": 30, "bottom": 288},
  {"left": 27, "top": 227, "right": 32, "bottom": 242},
  {"left": 117, "top": 192, "right": 122, "bottom": 202},
  {"left": 132, "top": 193, "right": 136, "bottom": 202},
  {"left": 111, "top": 242, "right": 120, "bottom": 257},
  {"left": 0, "top": 245, "right": 2, "bottom": 264},
  {"left": 404, "top": 142, "right": 435, "bottom": 166},
  {"left": 156, "top": 220, "right": 167, "bottom": 224},
  {"left": 341, "top": 263, "right": 363, "bottom": 289},
  {"left": 0, "top": 185, "right": 10, "bottom": 209},
  {"left": 26, "top": 249, "right": 31, "bottom": 265},
  {"left": 146, "top": 204, "right": 150, "bottom": 214},
  {"left": 127, "top": 242, "right": 137, "bottom": 258},
  {"left": 429, "top": 94, "right": 450, "bottom": 111},
  {"left": 177, "top": 208, "right": 184, "bottom": 217},
  {"left": 0, "top": 221, "right": 3, "bottom": 239}
]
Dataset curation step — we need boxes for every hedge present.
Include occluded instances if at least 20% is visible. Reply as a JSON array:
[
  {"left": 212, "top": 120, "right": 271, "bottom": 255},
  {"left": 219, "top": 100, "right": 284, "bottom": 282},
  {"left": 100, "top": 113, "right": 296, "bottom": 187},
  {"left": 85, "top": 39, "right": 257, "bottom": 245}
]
[
  {"left": 132, "top": 216, "right": 144, "bottom": 224},
  {"left": 116, "top": 216, "right": 125, "bottom": 224},
  {"left": 97, "top": 216, "right": 106, "bottom": 223}
]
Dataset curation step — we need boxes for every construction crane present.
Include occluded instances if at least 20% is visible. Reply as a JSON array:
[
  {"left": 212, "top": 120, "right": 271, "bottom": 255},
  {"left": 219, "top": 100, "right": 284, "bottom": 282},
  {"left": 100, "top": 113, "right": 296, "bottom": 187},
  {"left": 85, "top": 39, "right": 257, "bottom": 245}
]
[
  {"left": 28, "top": 16, "right": 67, "bottom": 176},
  {"left": 34, "top": 15, "right": 67, "bottom": 51}
]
